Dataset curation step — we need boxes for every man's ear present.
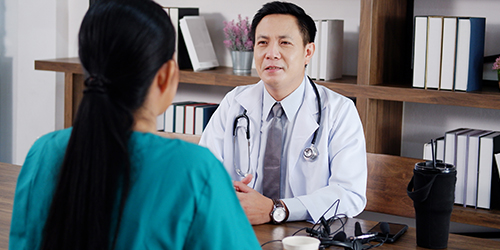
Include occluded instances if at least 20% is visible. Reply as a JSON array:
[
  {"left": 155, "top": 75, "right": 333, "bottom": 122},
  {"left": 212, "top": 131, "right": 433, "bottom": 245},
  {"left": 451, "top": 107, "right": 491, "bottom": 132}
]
[{"left": 304, "top": 42, "right": 315, "bottom": 66}]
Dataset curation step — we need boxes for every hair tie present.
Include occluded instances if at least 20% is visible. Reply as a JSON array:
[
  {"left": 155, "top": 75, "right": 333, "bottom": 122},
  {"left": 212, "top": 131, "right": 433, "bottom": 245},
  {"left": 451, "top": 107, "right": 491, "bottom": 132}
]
[{"left": 84, "top": 75, "right": 109, "bottom": 94}]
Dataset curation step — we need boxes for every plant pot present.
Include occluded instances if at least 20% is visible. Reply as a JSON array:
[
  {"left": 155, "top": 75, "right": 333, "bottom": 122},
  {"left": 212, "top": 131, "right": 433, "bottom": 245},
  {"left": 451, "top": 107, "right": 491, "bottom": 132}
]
[
  {"left": 231, "top": 51, "right": 253, "bottom": 75},
  {"left": 498, "top": 70, "right": 500, "bottom": 90}
]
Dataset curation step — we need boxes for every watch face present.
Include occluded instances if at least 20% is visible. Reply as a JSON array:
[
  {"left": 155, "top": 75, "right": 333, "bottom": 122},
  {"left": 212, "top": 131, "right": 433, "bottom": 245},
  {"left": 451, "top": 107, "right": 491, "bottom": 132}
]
[{"left": 273, "top": 207, "right": 286, "bottom": 222}]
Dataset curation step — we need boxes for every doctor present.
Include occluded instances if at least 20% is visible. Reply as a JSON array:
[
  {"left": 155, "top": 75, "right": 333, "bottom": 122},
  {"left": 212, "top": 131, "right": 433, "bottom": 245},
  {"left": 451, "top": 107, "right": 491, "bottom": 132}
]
[{"left": 200, "top": 1, "right": 367, "bottom": 225}]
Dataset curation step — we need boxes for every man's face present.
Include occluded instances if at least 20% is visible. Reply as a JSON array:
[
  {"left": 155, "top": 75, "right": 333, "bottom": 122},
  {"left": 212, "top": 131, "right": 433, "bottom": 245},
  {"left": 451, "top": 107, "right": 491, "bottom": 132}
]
[{"left": 254, "top": 14, "right": 314, "bottom": 97}]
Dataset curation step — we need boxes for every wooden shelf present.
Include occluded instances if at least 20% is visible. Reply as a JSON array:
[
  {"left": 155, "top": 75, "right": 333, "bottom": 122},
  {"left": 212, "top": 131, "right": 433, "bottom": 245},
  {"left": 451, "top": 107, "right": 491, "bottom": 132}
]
[
  {"left": 366, "top": 153, "right": 500, "bottom": 230},
  {"left": 35, "top": 57, "right": 83, "bottom": 74},
  {"left": 35, "top": 58, "right": 500, "bottom": 111},
  {"left": 179, "top": 68, "right": 500, "bottom": 110},
  {"left": 452, "top": 205, "right": 500, "bottom": 230}
]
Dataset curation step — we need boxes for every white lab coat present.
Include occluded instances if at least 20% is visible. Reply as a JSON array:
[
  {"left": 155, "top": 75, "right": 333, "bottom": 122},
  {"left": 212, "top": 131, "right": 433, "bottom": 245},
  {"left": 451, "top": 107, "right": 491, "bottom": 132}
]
[{"left": 199, "top": 79, "right": 367, "bottom": 222}]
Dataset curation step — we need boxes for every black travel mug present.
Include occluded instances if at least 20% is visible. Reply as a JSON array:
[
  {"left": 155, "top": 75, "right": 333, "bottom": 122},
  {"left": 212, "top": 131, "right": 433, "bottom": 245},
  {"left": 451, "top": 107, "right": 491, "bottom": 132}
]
[{"left": 407, "top": 161, "right": 456, "bottom": 249}]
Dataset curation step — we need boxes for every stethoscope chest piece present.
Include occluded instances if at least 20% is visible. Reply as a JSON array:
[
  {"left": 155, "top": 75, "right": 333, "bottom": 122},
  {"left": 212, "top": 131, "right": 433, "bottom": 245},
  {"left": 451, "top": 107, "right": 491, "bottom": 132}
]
[{"left": 303, "top": 144, "right": 319, "bottom": 161}]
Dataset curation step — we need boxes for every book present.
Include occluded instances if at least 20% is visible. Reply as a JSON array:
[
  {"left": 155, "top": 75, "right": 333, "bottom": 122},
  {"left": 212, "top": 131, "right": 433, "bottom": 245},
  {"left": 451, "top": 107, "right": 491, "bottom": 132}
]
[
  {"left": 157, "top": 112, "right": 165, "bottom": 131},
  {"left": 436, "top": 136, "right": 445, "bottom": 161},
  {"left": 423, "top": 136, "right": 445, "bottom": 161},
  {"left": 194, "top": 104, "right": 219, "bottom": 135},
  {"left": 309, "top": 20, "right": 322, "bottom": 80},
  {"left": 163, "top": 7, "right": 199, "bottom": 70},
  {"left": 455, "top": 129, "right": 481, "bottom": 205},
  {"left": 163, "top": 104, "right": 175, "bottom": 133},
  {"left": 425, "top": 16, "right": 443, "bottom": 90},
  {"left": 423, "top": 141, "right": 433, "bottom": 161},
  {"left": 319, "top": 20, "right": 343, "bottom": 80},
  {"left": 465, "top": 130, "right": 492, "bottom": 207},
  {"left": 412, "top": 16, "right": 428, "bottom": 89},
  {"left": 495, "top": 153, "right": 500, "bottom": 171},
  {"left": 179, "top": 16, "right": 219, "bottom": 71},
  {"left": 495, "top": 152, "right": 500, "bottom": 209},
  {"left": 477, "top": 132, "right": 500, "bottom": 209},
  {"left": 171, "top": 101, "right": 199, "bottom": 133},
  {"left": 444, "top": 128, "right": 471, "bottom": 166},
  {"left": 184, "top": 103, "right": 210, "bottom": 135},
  {"left": 454, "top": 17, "right": 486, "bottom": 92},
  {"left": 440, "top": 17, "right": 458, "bottom": 91}
]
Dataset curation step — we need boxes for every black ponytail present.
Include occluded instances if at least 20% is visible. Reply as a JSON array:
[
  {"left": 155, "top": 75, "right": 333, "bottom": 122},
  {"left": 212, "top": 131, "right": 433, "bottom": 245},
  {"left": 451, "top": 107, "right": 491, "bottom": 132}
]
[{"left": 41, "top": 0, "right": 175, "bottom": 249}]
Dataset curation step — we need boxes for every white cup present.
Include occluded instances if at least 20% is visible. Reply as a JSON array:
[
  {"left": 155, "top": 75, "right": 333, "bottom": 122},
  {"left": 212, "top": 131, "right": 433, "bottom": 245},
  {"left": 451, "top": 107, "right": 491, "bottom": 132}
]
[{"left": 282, "top": 236, "right": 320, "bottom": 250}]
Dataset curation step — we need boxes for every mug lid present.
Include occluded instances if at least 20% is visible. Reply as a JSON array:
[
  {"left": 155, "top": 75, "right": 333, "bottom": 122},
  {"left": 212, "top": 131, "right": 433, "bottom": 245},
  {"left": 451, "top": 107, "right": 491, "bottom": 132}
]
[{"left": 415, "top": 161, "right": 456, "bottom": 173}]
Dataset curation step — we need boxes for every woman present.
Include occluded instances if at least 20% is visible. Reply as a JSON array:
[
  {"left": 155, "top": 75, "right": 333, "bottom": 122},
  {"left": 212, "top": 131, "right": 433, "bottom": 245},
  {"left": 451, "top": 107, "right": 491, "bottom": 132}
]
[{"left": 9, "top": 0, "right": 260, "bottom": 249}]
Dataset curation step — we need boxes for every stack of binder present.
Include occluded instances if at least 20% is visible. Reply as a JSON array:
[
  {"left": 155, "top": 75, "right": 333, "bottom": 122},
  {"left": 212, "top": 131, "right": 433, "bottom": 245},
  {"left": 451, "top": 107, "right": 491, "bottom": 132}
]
[
  {"left": 157, "top": 101, "right": 219, "bottom": 136},
  {"left": 423, "top": 128, "right": 500, "bottom": 209},
  {"left": 412, "top": 16, "right": 486, "bottom": 92}
]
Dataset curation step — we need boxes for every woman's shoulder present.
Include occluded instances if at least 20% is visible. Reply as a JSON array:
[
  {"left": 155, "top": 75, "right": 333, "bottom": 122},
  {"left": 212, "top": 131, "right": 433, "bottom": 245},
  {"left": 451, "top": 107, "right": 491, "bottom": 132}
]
[
  {"left": 130, "top": 131, "right": 220, "bottom": 167},
  {"left": 34, "top": 128, "right": 72, "bottom": 144},
  {"left": 131, "top": 131, "right": 210, "bottom": 152},
  {"left": 25, "top": 128, "right": 72, "bottom": 160},
  {"left": 20, "top": 128, "right": 72, "bottom": 188}
]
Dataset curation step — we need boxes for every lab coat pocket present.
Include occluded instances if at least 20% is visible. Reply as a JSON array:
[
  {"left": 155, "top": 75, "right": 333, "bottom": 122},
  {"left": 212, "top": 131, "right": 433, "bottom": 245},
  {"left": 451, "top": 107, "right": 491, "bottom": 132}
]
[{"left": 293, "top": 157, "right": 329, "bottom": 195}]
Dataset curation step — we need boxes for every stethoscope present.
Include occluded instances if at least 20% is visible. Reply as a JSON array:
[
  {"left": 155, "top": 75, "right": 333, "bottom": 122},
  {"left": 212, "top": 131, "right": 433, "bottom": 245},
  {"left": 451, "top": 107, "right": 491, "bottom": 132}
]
[{"left": 232, "top": 76, "right": 322, "bottom": 178}]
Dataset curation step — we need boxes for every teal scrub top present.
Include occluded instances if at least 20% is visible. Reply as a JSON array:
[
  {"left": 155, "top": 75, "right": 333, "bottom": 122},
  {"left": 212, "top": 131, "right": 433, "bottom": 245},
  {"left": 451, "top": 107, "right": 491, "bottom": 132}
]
[{"left": 9, "top": 129, "right": 260, "bottom": 249}]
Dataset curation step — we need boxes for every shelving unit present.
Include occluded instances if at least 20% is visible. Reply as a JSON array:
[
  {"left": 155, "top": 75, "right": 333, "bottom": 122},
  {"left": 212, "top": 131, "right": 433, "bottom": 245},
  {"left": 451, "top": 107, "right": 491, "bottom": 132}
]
[{"left": 34, "top": 0, "right": 500, "bottom": 229}]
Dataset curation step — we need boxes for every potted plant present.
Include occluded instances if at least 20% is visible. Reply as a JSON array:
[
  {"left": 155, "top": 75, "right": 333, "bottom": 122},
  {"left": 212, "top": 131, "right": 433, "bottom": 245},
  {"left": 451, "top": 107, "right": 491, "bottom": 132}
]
[
  {"left": 493, "top": 56, "right": 500, "bottom": 90},
  {"left": 223, "top": 15, "right": 253, "bottom": 74}
]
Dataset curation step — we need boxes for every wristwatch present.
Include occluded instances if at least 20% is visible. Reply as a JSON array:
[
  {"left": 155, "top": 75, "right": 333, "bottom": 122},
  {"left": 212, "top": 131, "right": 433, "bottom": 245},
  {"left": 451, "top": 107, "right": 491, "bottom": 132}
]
[{"left": 270, "top": 199, "right": 289, "bottom": 224}]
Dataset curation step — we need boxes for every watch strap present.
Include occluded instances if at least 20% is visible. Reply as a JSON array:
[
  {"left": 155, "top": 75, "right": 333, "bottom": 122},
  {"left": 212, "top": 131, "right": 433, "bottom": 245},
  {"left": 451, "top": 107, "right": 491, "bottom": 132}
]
[{"left": 278, "top": 199, "right": 289, "bottom": 222}]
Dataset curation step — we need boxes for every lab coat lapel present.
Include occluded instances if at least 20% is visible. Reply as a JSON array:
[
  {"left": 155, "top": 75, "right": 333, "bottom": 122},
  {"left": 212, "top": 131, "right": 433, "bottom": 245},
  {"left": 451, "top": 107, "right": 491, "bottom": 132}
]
[
  {"left": 235, "top": 81, "right": 264, "bottom": 116},
  {"left": 287, "top": 82, "right": 320, "bottom": 174}
]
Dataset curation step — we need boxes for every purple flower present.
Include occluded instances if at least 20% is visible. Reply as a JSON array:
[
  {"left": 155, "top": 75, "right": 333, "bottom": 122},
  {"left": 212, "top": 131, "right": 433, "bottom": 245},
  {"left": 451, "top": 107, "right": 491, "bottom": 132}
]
[
  {"left": 223, "top": 15, "right": 253, "bottom": 51},
  {"left": 493, "top": 56, "right": 500, "bottom": 71}
]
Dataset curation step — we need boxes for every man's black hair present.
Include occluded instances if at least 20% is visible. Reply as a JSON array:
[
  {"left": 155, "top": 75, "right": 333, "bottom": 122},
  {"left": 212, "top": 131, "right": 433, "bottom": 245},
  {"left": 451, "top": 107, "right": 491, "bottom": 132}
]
[{"left": 251, "top": 1, "right": 316, "bottom": 46}]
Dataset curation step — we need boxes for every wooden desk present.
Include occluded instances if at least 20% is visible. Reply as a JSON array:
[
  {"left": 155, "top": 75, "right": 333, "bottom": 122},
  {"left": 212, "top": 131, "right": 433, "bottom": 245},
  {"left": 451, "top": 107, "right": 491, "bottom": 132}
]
[
  {"left": 2, "top": 161, "right": 500, "bottom": 249},
  {"left": 0, "top": 162, "right": 21, "bottom": 250},
  {"left": 256, "top": 219, "right": 500, "bottom": 249}
]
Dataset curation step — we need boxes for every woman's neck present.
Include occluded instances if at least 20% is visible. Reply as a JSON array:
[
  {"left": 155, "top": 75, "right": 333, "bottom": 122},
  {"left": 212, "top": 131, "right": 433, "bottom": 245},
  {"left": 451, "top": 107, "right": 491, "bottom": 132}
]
[{"left": 132, "top": 107, "right": 158, "bottom": 133}]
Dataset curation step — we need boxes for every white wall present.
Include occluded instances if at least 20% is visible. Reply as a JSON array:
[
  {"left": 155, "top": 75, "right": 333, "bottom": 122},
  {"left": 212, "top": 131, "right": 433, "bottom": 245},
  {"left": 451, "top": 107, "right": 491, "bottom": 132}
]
[
  {"left": 0, "top": 0, "right": 87, "bottom": 165},
  {"left": 14, "top": 0, "right": 59, "bottom": 164},
  {"left": 0, "top": 0, "right": 16, "bottom": 163},
  {"left": 1, "top": 0, "right": 59, "bottom": 165},
  {"left": 1, "top": 0, "right": 499, "bottom": 164}
]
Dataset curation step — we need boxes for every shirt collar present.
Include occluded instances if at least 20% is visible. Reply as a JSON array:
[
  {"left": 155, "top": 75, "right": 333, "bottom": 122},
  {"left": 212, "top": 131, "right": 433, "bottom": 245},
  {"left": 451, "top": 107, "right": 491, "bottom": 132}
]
[{"left": 262, "top": 74, "right": 307, "bottom": 122}]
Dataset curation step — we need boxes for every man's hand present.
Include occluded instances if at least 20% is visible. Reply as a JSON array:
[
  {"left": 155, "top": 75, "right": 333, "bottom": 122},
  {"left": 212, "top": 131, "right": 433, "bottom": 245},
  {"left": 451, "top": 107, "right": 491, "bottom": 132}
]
[
  {"left": 240, "top": 174, "right": 253, "bottom": 186},
  {"left": 233, "top": 178, "right": 274, "bottom": 225}
]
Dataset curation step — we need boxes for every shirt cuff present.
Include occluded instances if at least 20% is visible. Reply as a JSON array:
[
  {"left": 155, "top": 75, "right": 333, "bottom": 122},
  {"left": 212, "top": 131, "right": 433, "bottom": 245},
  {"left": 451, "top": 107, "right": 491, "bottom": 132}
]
[{"left": 282, "top": 197, "right": 311, "bottom": 222}]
